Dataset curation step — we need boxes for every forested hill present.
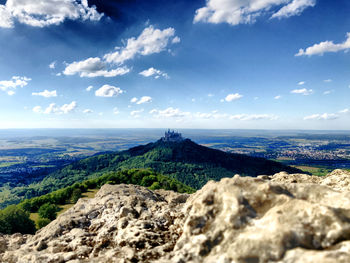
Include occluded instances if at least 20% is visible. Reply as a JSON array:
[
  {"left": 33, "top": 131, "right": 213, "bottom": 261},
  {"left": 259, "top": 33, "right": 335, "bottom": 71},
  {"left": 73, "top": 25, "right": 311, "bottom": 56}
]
[
  {"left": 49, "top": 138, "right": 303, "bottom": 189},
  {"left": 2, "top": 138, "right": 303, "bottom": 208}
]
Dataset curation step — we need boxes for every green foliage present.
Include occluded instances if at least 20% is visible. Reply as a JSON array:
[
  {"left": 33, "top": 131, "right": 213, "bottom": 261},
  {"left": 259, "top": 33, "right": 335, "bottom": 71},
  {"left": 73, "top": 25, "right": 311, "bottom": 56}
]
[
  {"left": 38, "top": 203, "right": 58, "bottom": 221},
  {"left": 71, "top": 188, "right": 82, "bottom": 203},
  {"left": 0, "top": 205, "right": 35, "bottom": 234},
  {"left": 37, "top": 218, "right": 51, "bottom": 229},
  {"left": 0, "top": 168, "right": 194, "bottom": 235},
  {"left": 1, "top": 139, "right": 302, "bottom": 209}
]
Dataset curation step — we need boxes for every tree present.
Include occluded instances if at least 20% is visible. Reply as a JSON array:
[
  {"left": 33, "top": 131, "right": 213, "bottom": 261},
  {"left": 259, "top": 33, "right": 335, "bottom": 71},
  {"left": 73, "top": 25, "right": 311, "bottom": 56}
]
[
  {"left": 37, "top": 218, "right": 51, "bottom": 229},
  {"left": 0, "top": 205, "right": 36, "bottom": 234},
  {"left": 71, "top": 188, "right": 82, "bottom": 203},
  {"left": 38, "top": 203, "right": 58, "bottom": 221}
]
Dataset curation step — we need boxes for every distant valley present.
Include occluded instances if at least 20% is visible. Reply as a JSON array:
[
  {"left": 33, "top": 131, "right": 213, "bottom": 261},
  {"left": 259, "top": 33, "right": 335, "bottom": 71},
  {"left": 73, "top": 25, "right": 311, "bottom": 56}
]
[{"left": 0, "top": 129, "right": 350, "bottom": 209}]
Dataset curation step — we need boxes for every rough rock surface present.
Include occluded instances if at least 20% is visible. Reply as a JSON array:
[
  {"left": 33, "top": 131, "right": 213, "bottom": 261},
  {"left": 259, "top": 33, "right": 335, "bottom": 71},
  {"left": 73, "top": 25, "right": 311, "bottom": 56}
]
[{"left": 2, "top": 169, "right": 350, "bottom": 262}]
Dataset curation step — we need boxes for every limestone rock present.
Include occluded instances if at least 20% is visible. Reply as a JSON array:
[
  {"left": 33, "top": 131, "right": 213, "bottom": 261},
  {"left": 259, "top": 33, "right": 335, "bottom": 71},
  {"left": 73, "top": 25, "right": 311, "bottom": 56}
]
[{"left": 2, "top": 170, "right": 350, "bottom": 262}]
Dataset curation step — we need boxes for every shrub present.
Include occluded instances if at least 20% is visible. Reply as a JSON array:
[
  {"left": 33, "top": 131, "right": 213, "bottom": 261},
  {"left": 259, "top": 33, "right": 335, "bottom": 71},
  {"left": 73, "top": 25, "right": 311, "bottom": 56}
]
[
  {"left": 37, "top": 218, "right": 51, "bottom": 229},
  {"left": 38, "top": 203, "right": 58, "bottom": 221},
  {"left": 71, "top": 188, "right": 82, "bottom": 203},
  {"left": 0, "top": 205, "right": 35, "bottom": 234}
]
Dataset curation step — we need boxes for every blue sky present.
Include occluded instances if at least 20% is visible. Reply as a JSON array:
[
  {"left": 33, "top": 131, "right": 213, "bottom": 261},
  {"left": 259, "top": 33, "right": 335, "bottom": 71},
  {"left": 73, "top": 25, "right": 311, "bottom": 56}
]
[{"left": 0, "top": 0, "right": 349, "bottom": 129}]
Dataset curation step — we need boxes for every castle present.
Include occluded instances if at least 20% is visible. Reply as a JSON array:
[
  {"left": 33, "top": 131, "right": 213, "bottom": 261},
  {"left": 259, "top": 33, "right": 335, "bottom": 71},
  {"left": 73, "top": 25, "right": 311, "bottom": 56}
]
[{"left": 161, "top": 129, "right": 184, "bottom": 142}]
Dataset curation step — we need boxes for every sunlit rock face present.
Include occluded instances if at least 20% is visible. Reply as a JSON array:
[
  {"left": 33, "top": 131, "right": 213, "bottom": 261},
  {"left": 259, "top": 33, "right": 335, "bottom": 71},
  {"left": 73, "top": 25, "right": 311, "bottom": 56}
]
[{"left": 2, "top": 170, "right": 350, "bottom": 263}]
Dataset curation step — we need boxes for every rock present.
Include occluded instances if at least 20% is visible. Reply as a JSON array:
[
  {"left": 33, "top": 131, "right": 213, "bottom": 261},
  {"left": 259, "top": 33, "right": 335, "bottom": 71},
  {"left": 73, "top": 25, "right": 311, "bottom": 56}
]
[{"left": 2, "top": 170, "right": 350, "bottom": 262}]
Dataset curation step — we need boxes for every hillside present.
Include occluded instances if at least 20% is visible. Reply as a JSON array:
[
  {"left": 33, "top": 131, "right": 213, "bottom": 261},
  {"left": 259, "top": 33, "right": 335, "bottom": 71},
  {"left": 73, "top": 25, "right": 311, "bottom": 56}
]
[
  {"left": 1, "top": 138, "right": 303, "bottom": 208},
  {"left": 2, "top": 169, "right": 350, "bottom": 262}
]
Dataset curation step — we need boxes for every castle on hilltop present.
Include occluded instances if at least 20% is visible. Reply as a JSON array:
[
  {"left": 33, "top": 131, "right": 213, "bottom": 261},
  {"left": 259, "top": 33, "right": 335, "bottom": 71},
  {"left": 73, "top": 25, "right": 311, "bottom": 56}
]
[{"left": 162, "top": 129, "right": 184, "bottom": 142}]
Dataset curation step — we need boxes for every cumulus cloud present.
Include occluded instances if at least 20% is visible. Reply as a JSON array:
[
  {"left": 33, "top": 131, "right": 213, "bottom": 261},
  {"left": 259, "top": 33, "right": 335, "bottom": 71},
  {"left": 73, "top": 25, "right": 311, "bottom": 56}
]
[
  {"left": 229, "top": 114, "right": 278, "bottom": 121},
  {"left": 32, "top": 105, "right": 42, "bottom": 113},
  {"left": 0, "top": 0, "right": 103, "bottom": 28},
  {"left": 303, "top": 113, "right": 338, "bottom": 120},
  {"left": 224, "top": 93, "right": 243, "bottom": 102},
  {"left": 298, "top": 81, "right": 305, "bottom": 85},
  {"left": 95, "top": 85, "right": 124, "bottom": 97},
  {"left": 83, "top": 109, "right": 93, "bottom": 114},
  {"left": 86, "top": 85, "right": 94, "bottom": 91},
  {"left": 33, "top": 101, "right": 77, "bottom": 114},
  {"left": 274, "top": 95, "right": 282, "bottom": 99},
  {"left": 130, "top": 97, "right": 138, "bottom": 103},
  {"left": 194, "top": 0, "right": 315, "bottom": 26},
  {"left": 291, "top": 88, "right": 313, "bottom": 95},
  {"left": 150, "top": 107, "right": 191, "bottom": 119},
  {"left": 296, "top": 33, "right": 350, "bottom": 56},
  {"left": 339, "top": 108, "right": 349, "bottom": 114},
  {"left": 49, "top": 61, "right": 56, "bottom": 69},
  {"left": 271, "top": 0, "right": 316, "bottom": 19},
  {"left": 0, "top": 76, "right": 31, "bottom": 94},
  {"left": 130, "top": 96, "right": 152, "bottom": 105},
  {"left": 104, "top": 26, "right": 180, "bottom": 65},
  {"left": 63, "top": 57, "right": 130, "bottom": 78},
  {"left": 32, "top": 90, "right": 57, "bottom": 98},
  {"left": 130, "top": 109, "right": 144, "bottom": 118},
  {"left": 139, "top": 67, "right": 169, "bottom": 79}
]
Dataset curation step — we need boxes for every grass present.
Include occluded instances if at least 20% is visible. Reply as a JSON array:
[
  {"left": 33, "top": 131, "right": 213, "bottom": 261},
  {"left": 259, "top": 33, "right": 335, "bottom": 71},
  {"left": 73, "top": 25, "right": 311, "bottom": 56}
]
[{"left": 292, "top": 165, "right": 332, "bottom": 177}]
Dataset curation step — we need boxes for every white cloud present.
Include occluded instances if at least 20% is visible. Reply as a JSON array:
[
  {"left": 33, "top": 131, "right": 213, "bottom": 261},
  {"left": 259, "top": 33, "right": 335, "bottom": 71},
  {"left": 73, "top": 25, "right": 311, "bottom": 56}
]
[
  {"left": 60, "top": 101, "right": 77, "bottom": 114},
  {"left": 291, "top": 88, "right": 313, "bottom": 95},
  {"left": 298, "top": 81, "right": 305, "bottom": 85},
  {"left": 191, "top": 98, "right": 196, "bottom": 102},
  {"left": 83, "top": 109, "right": 93, "bottom": 114},
  {"left": 0, "top": 0, "right": 103, "bottom": 28},
  {"left": 150, "top": 107, "right": 191, "bottom": 118},
  {"left": 104, "top": 26, "right": 180, "bottom": 65},
  {"left": 130, "top": 96, "right": 152, "bottom": 104},
  {"left": 63, "top": 57, "right": 130, "bottom": 78},
  {"left": 194, "top": 0, "right": 315, "bottom": 26},
  {"left": 130, "top": 97, "right": 138, "bottom": 103},
  {"left": 95, "top": 85, "right": 124, "bottom": 97},
  {"left": 224, "top": 93, "right": 243, "bottom": 102},
  {"left": 86, "top": 85, "right": 94, "bottom": 91},
  {"left": 0, "top": 76, "right": 31, "bottom": 94},
  {"left": 49, "top": 61, "right": 56, "bottom": 69},
  {"left": 130, "top": 109, "right": 144, "bottom": 118},
  {"left": 0, "top": 5, "right": 13, "bottom": 28},
  {"left": 323, "top": 90, "right": 333, "bottom": 95},
  {"left": 56, "top": 73, "right": 62, "bottom": 77},
  {"left": 296, "top": 33, "right": 350, "bottom": 56},
  {"left": 339, "top": 109, "right": 349, "bottom": 114},
  {"left": 324, "top": 79, "right": 332, "bottom": 83},
  {"left": 229, "top": 114, "right": 278, "bottom": 121},
  {"left": 172, "top": 36, "right": 181, "bottom": 44},
  {"left": 303, "top": 113, "right": 338, "bottom": 120},
  {"left": 113, "top": 107, "right": 119, "bottom": 115},
  {"left": 33, "top": 101, "right": 77, "bottom": 114},
  {"left": 271, "top": 0, "right": 316, "bottom": 19},
  {"left": 32, "top": 90, "right": 57, "bottom": 98},
  {"left": 32, "top": 105, "right": 42, "bottom": 113},
  {"left": 274, "top": 95, "right": 281, "bottom": 99},
  {"left": 139, "top": 67, "right": 169, "bottom": 79}
]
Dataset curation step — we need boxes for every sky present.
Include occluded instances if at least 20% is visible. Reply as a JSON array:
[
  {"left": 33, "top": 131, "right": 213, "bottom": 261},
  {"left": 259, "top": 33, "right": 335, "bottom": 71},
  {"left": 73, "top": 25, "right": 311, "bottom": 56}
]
[{"left": 0, "top": 0, "right": 350, "bottom": 129}]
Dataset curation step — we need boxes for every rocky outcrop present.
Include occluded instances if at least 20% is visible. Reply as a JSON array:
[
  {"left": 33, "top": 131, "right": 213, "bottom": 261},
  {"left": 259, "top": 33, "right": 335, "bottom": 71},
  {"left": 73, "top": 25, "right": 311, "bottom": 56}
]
[{"left": 2, "top": 169, "right": 350, "bottom": 262}]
